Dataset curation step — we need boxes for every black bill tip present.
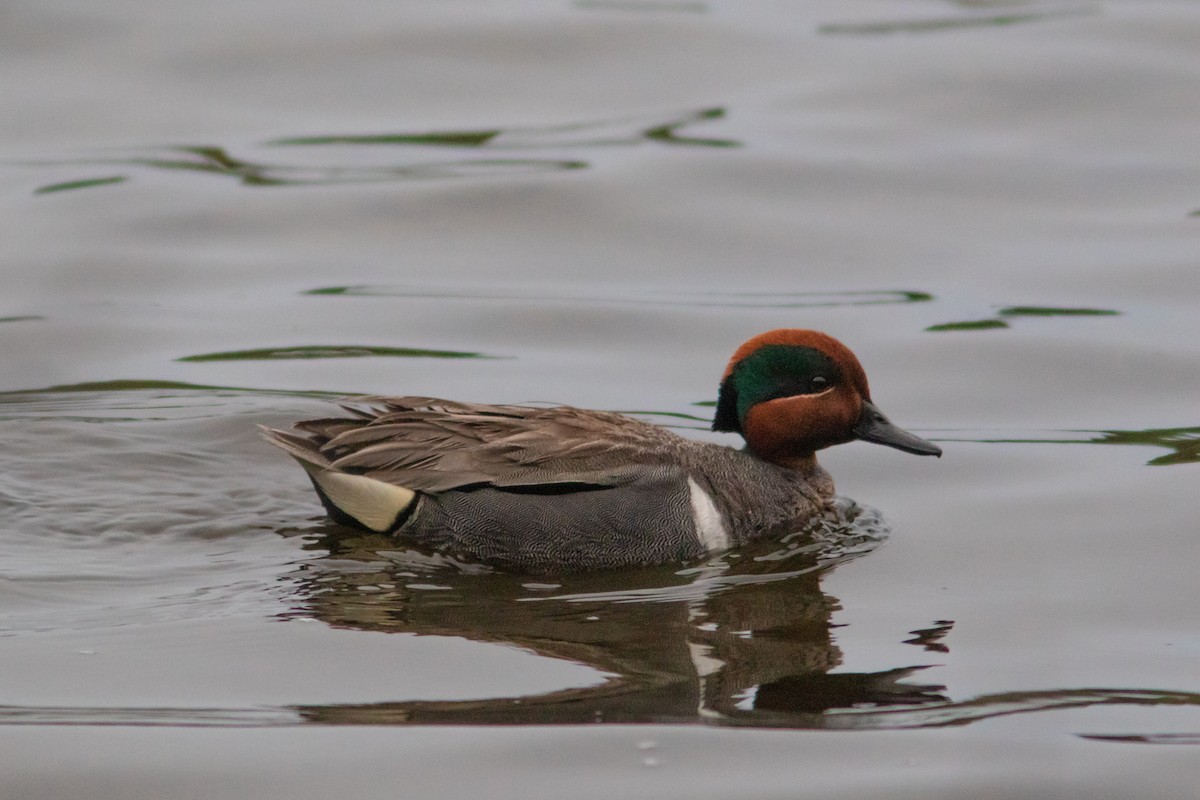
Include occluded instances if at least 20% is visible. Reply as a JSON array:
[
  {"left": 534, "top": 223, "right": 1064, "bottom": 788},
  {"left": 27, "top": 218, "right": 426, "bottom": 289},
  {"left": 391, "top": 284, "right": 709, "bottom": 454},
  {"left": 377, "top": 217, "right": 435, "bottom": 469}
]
[{"left": 852, "top": 401, "right": 942, "bottom": 457}]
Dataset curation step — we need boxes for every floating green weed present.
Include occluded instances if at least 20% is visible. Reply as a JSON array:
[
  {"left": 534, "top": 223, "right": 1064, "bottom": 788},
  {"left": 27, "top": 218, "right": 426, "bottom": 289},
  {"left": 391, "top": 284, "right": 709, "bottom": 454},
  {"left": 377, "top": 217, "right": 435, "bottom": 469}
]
[
  {"left": 997, "top": 306, "right": 1120, "bottom": 317},
  {"left": 925, "top": 319, "right": 1009, "bottom": 332},
  {"left": 34, "top": 176, "right": 127, "bottom": 194},
  {"left": 177, "top": 345, "right": 497, "bottom": 363}
]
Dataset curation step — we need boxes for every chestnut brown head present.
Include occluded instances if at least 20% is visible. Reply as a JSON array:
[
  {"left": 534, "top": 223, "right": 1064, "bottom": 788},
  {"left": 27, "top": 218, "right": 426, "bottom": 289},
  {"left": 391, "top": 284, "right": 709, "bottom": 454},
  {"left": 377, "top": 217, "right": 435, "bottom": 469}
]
[{"left": 713, "top": 329, "right": 941, "bottom": 465}]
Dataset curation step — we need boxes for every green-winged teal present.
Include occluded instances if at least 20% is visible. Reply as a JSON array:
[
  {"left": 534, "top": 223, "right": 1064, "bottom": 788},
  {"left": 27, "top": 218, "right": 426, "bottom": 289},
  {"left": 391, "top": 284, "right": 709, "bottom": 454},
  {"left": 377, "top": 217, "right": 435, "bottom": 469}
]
[{"left": 261, "top": 329, "right": 940, "bottom": 570}]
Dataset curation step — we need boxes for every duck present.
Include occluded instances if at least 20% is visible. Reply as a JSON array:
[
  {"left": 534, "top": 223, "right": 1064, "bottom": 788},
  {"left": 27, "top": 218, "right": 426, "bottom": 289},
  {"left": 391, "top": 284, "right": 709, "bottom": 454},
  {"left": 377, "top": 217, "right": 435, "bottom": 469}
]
[{"left": 260, "top": 329, "right": 940, "bottom": 571}]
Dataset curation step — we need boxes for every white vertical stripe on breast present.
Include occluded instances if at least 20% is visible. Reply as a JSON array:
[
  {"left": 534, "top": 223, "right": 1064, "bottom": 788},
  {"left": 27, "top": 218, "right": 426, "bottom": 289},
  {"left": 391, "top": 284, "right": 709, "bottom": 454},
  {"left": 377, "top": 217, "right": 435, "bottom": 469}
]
[{"left": 686, "top": 477, "right": 731, "bottom": 553}]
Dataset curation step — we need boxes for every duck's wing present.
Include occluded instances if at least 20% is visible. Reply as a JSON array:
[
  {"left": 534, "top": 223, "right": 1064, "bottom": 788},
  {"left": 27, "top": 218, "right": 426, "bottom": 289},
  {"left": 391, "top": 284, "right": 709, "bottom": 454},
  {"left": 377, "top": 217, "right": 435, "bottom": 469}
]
[{"left": 260, "top": 396, "right": 680, "bottom": 493}]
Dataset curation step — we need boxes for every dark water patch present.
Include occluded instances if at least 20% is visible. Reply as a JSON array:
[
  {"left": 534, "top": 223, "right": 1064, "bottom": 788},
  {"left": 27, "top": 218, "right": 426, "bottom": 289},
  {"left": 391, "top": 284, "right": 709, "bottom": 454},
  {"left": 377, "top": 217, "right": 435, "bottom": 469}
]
[
  {"left": 0, "top": 315, "right": 44, "bottom": 323},
  {"left": 819, "top": 8, "right": 1093, "bottom": 36},
  {"left": 272, "top": 107, "right": 736, "bottom": 150},
  {"left": 937, "top": 426, "right": 1200, "bottom": 466},
  {"left": 304, "top": 284, "right": 933, "bottom": 310},
  {"left": 34, "top": 175, "right": 127, "bottom": 195},
  {"left": 926, "top": 319, "right": 1009, "bottom": 332},
  {"left": 998, "top": 305, "right": 1120, "bottom": 317},
  {"left": 177, "top": 345, "right": 499, "bottom": 363}
]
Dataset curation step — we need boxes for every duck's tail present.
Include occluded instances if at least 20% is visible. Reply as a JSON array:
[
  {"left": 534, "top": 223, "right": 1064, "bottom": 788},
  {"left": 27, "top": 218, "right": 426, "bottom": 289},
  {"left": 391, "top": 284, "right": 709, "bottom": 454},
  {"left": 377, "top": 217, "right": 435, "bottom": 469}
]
[{"left": 258, "top": 425, "right": 417, "bottom": 533}]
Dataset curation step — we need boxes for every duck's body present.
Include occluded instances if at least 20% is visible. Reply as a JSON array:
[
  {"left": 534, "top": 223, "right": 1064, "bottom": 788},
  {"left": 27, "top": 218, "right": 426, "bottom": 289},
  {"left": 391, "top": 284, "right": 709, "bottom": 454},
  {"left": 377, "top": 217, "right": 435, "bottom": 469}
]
[{"left": 262, "top": 330, "right": 940, "bottom": 571}]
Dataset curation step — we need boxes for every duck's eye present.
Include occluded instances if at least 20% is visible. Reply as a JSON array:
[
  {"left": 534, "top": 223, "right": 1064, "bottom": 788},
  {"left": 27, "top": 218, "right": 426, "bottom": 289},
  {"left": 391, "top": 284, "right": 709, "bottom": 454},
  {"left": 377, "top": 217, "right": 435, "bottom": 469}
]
[{"left": 811, "top": 375, "right": 829, "bottom": 391}]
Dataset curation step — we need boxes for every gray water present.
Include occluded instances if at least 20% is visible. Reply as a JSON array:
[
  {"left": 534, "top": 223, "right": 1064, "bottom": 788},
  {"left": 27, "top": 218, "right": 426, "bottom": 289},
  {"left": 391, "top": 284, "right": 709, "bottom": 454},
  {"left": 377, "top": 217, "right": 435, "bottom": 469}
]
[{"left": 2, "top": 1, "right": 1199, "bottom": 798}]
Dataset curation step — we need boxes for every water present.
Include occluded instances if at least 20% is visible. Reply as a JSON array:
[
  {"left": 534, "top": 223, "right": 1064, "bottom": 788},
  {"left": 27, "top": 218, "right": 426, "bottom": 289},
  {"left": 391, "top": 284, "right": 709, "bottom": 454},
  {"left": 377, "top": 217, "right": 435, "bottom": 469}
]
[{"left": 2, "top": 1, "right": 1199, "bottom": 797}]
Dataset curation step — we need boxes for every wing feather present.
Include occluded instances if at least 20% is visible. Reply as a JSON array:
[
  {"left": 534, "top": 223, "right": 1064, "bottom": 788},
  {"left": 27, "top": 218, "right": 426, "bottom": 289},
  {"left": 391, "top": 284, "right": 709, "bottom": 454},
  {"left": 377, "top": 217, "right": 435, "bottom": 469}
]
[{"left": 261, "top": 396, "right": 682, "bottom": 493}]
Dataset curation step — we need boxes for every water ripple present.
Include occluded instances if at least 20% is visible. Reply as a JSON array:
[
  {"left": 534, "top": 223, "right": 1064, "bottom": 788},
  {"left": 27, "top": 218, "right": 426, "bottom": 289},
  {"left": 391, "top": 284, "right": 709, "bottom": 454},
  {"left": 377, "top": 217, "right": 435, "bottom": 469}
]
[
  {"left": 1, "top": 685, "right": 1195, "bottom": 733},
  {"left": 936, "top": 426, "right": 1200, "bottom": 466},
  {"left": 303, "top": 283, "right": 934, "bottom": 310},
  {"left": 176, "top": 345, "right": 501, "bottom": 363},
  {"left": 22, "top": 107, "right": 735, "bottom": 192},
  {"left": 819, "top": 6, "right": 1096, "bottom": 36},
  {"left": 270, "top": 107, "right": 736, "bottom": 150}
]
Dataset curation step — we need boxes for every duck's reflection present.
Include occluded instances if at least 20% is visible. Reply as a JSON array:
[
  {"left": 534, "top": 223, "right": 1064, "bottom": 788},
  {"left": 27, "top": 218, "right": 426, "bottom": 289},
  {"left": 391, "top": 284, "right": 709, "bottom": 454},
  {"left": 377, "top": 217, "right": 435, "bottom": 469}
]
[{"left": 281, "top": 499, "right": 950, "bottom": 726}]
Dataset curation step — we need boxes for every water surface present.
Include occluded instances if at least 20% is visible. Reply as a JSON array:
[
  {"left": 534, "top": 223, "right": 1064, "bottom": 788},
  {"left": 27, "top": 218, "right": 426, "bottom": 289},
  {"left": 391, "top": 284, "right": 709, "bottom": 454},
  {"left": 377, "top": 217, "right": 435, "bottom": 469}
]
[{"left": 2, "top": 1, "right": 1199, "bottom": 798}]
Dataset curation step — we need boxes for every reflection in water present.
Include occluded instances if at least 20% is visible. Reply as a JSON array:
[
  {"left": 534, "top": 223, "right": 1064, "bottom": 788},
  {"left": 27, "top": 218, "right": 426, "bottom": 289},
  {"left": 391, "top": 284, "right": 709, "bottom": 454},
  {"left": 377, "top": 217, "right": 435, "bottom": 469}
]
[
  {"left": 927, "top": 304, "right": 1121, "bottom": 332},
  {"left": 2, "top": 388, "right": 1196, "bottom": 736},
  {"left": 944, "top": 426, "right": 1200, "bottom": 467},
  {"left": 271, "top": 107, "right": 736, "bottom": 150},
  {"left": 34, "top": 175, "right": 127, "bottom": 194},
  {"left": 228, "top": 491, "right": 1200, "bottom": 731},
  {"left": 903, "top": 620, "right": 954, "bottom": 653},
  {"left": 997, "top": 306, "right": 1120, "bottom": 318},
  {"left": 926, "top": 319, "right": 1009, "bottom": 332},
  {"left": 818, "top": 6, "right": 1095, "bottom": 36},
  {"left": 34, "top": 146, "right": 586, "bottom": 190},
  {"left": 275, "top": 498, "right": 955, "bottom": 726},
  {"left": 4, "top": 494, "right": 1198, "bottom": 733},
  {"left": 1080, "top": 733, "right": 1200, "bottom": 745},
  {"left": 304, "top": 284, "right": 934, "bottom": 310},
  {"left": 1093, "top": 427, "right": 1200, "bottom": 466},
  {"left": 4, "top": 684, "right": 1198, "bottom": 735},
  {"left": 0, "top": 382, "right": 341, "bottom": 421},
  {"left": 26, "top": 107, "right": 735, "bottom": 192},
  {"left": 176, "top": 345, "right": 500, "bottom": 363},
  {"left": 576, "top": 0, "right": 709, "bottom": 12},
  {"left": 5, "top": 379, "right": 340, "bottom": 396}
]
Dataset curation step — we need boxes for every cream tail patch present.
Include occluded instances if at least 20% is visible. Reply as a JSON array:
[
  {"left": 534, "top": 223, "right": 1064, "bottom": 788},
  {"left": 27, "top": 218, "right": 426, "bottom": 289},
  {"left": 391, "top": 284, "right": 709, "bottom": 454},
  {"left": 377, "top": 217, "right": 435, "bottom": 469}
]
[{"left": 305, "top": 465, "right": 416, "bottom": 533}]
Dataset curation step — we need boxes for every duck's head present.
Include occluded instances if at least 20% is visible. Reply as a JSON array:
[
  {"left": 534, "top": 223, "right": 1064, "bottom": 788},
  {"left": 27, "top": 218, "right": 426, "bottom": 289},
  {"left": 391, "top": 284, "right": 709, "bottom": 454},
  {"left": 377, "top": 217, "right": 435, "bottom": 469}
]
[{"left": 713, "top": 329, "right": 941, "bottom": 466}]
